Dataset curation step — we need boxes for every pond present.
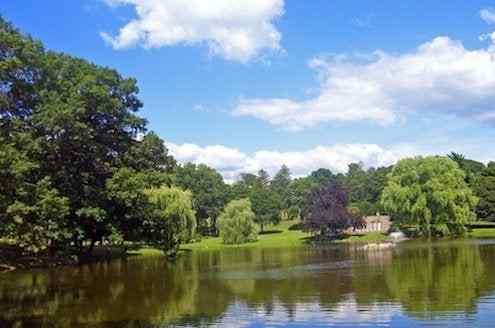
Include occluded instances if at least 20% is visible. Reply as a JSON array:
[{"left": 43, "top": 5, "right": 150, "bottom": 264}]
[{"left": 1, "top": 239, "right": 495, "bottom": 327}]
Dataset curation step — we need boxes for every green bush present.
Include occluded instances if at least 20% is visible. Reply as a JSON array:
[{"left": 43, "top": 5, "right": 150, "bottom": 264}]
[{"left": 217, "top": 199, "right": 258, "bottom": 245}]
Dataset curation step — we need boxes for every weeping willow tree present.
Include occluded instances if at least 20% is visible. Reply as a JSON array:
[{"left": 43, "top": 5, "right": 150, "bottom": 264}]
[
  {"left": 381, "top": 156, "right": 478, "bottom": 237},
  {"left": 217, "top": 199, "right": 258, "bottom": 245},
  {"left": 145, "top": 186, "right": 196, "bottom": 258}
]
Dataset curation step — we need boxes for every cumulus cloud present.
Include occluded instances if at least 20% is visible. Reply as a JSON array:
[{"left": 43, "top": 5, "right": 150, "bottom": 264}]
[
  {"left": 166, "top": 142, "right": 414, "bottom": 183},
  {"left": 234, "top": 36, "right": 495, "bottom": 130},
  {"left": 101, "top": 0, "right": 284, "bottom": 62},
  {"left": 481, "top": 8, "right": 495, "bottom": 24}
]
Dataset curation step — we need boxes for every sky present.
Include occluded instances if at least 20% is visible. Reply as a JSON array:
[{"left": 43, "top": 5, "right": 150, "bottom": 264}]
[{"left": 3, "top": 0, "right": 495, "bottom": 181}]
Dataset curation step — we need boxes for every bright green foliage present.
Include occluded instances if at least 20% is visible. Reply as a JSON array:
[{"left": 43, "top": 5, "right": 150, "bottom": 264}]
[
  {"left": 217, "top": 199, "right": 258, "bottom": 245},
  {"left": 381, "top": 156, "right": 478, "bottom": 236},
  {"left": 474, "top": 162, "right": 495, "bottom": 221},
  {"left": 145, "top": 186, "right": 196, "bottom": 257},
  {"left": 174, "top": 163, "right": 228, "bottom": 235}
]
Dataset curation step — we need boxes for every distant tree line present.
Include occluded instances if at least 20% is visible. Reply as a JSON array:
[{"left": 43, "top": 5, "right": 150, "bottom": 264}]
[{"left": 2, "top": 18, "right": 495, "bottom": 258}]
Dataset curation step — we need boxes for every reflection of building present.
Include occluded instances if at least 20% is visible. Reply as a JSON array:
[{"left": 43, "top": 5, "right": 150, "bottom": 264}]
[{"left": 347, "top": 216, "right": 391, "bottom": 235}]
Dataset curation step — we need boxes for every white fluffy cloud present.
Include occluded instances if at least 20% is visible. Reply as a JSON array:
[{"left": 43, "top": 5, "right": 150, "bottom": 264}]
[
  {"left": 166, "top": 142, "right": 413, "bottom": 183},
  {"left": 481, "top": 8, "right": 495, "bottom": 24},
  {"left": 101, "top": 0, "right": 284, "bottom": 62},
  {"left": 234, "top": 36, "right": 495, "bottom": 130}
]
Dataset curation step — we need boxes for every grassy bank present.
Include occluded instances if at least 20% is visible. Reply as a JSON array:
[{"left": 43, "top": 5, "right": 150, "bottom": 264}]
[
  {"left": 181, "top": 220, "right": 308, "bottom": 252},
  {"left": 176, "top": 221, "right": 392, "bottom": 253},
  {"left": 133, "top": 227, "right": 495, "bottom": 256},
  {"left": 468, "top": 228, "right": 495, "bottom": 238}
]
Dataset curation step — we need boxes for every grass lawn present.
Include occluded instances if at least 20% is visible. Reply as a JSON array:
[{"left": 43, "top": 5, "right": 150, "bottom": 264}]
[
  {"left": 468, "top": 228, "right": 495, "bottom": 238},
  {"left": 169, "top": 221, "right": 392, "bottom": 253},
  {"left": 335, "top": 232, "right": 391, "bottom": 244},
  {"left": 181, "top": 220, "right": 308, "bottom": 252}
]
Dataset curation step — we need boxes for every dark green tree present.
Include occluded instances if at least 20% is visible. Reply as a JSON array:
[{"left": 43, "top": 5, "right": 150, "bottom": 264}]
[
  {"left": 174, "top": 163, "right": 228, "bottom": 235},
  {"left": 448, "top": 152, "right": 485, "bottom": 185},
  {"left": 474, "top": 162, "right": 495, "bottom": 221},
  {"left": 257, "top": 169, "right": 271, "bottom": 187},
  {"left": 249, "top": 187, "right": 282, "bottom": 232},
  {"left": 123, "top": 132, "right": 176, "bottom": 172},
  {"left": 309, "top": 168, "right": 336, "bottom": 186}
]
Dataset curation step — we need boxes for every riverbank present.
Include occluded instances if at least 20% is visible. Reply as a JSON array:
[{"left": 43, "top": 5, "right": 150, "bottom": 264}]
[
  {"left": 0, "top": 242, "right": 136, "bottom": 272},
  {"left": 174, "top": 223, "right": 495, "bottom": 253},
  {"left": 4, "top": 224, "right": 495, "bottom": 270},
  {"left": 172, "top": 221, "right": 393, "bottom": 253}
]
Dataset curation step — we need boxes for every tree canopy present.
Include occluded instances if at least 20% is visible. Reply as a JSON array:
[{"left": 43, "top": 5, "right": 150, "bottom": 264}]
[
  {"left": 145, "top": 186, "right": 196, "bottom": 257},
  {"left": 174, "top": 163, "right": 228, "bottom": 235},
  {"left": 474, "top": 162, "right": 495, "bottom": 221},
  {"left": 381, "top": 156, "right": 478, "bottom": 237},
  {"left": 303, "top": 183, "right": 364, "bottom": 237},
  {"left": 217, "top": 199, "right": 258, "bottom": 245}
]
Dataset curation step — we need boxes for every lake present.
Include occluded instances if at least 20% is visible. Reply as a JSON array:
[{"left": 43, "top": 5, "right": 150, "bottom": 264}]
[{"left": 2, "top": 239, "right": 495, "bottom": 327}]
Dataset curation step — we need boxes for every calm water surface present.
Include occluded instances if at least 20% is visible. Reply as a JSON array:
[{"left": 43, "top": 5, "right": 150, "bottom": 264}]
[{"left": 2, "top": 239, "right": 495, "bottom": 327}]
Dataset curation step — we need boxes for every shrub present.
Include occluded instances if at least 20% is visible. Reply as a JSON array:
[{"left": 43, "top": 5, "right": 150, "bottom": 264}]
[{"left": 217, "top": 199, "right": 258, "bottom": 245}]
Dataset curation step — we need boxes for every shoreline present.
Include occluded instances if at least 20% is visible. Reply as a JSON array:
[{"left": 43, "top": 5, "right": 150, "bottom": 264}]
[{"left": 3, "top": 225, "right": 495, "bottom": 272}]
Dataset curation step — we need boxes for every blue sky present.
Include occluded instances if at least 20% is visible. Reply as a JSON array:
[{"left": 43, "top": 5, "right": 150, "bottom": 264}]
[{"left": 3, "top": 1, "right": 495, "bottom": 180}]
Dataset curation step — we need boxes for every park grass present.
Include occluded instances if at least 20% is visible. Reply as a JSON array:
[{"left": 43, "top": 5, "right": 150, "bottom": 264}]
[
  {"left": 162, "top": 221, "right": 393, "bottom": 254},
  {"left": 181, "top": 220, "right": 308, "bottom": 252},
  {"left": 335, "top": 232, "right": 391, "bottom": 244},
  {"left": 468, "top": 228, "right": 495, "bottom": 238}
]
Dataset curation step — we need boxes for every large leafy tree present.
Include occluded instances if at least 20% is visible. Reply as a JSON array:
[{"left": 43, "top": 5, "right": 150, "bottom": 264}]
[
  {"left": 285, "top": 177, "right": 318, "bottom": 219},
  {"left": 174, "top": 163, "right": 228, "bottom": 235},
  {"left": 303, "top": 183, "right": 363, "bottom": 237},
  {"left": 249, "top": 187, "right": 282, "bottom": 232},
  {"left": 35, "top": 51, "right": 146, "bottom": 249},
  {"left": 270, "top": 165, "right": 292, "bottom": 201},
  {"left": 474, "top": 162, "right": 495, "bottom": 221},
  {"left": 105, "top": 168, "right": 172, "bottom": 243},
  {"left": 0, "top": 17, "right": 187, "bottom": 257},
  {"left": 0, "top": 18, "right": 73, "bottom": 253},
  {"left": 217, "top": 199, "right": 258, "bottom": 245},
  {"left": 309, "top": 168, "right": 336, "bottom": 186},
  {"left": 123, "top": 132, "right": 176, "bottom": 172},
  {"left": 381, "top": 156, "right": 478, "bottom": 237}
]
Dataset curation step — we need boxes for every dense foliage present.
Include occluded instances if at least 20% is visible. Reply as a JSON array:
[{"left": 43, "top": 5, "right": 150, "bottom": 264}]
[
  {"left": 145, "top": 186, "right": 196, "bottom": 257},
  {"left": 303, "top": 183, "right": 364, "bottom": 237},
  {"left": 0, "top": 17, "right": 180, "bottom": 257},
  {"left": 174, "top": 163, "right": 228, "bottom": 235},
  {"left": 474, "top": 162, "right": 495, "bottom": 221},
  {"left": 381, "top": 156, "right": 478, "bottom": 237},
  {"left": 2, "top": 17, "right": 493, "bottom": 263},
  {"left": 217, "top": 199, "right": 258, "bottom": 244}
]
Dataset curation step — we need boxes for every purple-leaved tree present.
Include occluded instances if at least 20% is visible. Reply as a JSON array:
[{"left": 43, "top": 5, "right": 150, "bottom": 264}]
[{"left": 303, "top": 183, "right": 364, "bottom": 238}]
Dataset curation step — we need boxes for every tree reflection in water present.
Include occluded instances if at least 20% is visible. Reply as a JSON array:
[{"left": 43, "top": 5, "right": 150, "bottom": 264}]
[{"left": 1, "top": 240, "right": 495, "bottom": 327}]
